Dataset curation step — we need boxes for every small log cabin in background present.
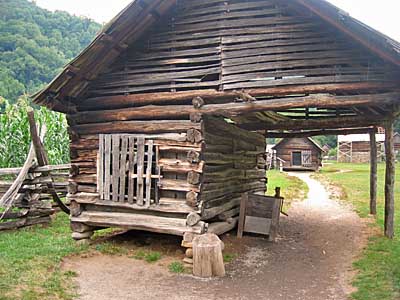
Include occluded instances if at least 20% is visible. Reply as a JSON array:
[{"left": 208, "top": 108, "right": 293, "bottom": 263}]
[
  {"left": 338, "top": 132, "right": 400, "bottom": 163},
  {"left": 273, "top": 137, "right": 324, "bottom": 171},
  {"left": 32, "top": 0, "right": 400, "bottom": 240}
]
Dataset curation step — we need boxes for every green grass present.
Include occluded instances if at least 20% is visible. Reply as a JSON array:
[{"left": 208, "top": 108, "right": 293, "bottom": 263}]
[
  {"left": 130, "top": 250, "right": 162, "bottom": 263},
  {"left": 267, "top": 169, "right": 309, "bottom": 212},
  {"left": 95, "top": 242, "right": 128, "bottom": 255},
  {"left": 319, "top": 162, "right": 400, "bottom": 300},
  {"left": 144, "top": 251, "right": 161, "bottom": 263},
  {"left": 168, "top": 261, "right": 185, "bottom": 274},
  {"left": 0, "top": 214, "right": 88, "bottom": 300},
  {"left": 223, "top": 253, "right": 237, "bottom": 263}
]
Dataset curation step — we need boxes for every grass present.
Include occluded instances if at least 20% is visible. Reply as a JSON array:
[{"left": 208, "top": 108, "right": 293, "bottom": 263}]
[
  {"left": 0, "top": 214, "right": 88, "bottom": 300},
  {"left": 319, "top": 162, "right": 400, "bottom": 300},
  {"left": 168, "top": 261, "right": 185, "bottom": 274},
  {"left": 95, "top": 242, "right": 128, "bottom": 255},
  {"left": 266, "top": 169, "right": 309, "bottom": 212},
  {"left": 223, "top": 253, "right": 237, "bottom": 263},
  {"left": 130, "top": 250, "right": 161, "bottom": 263}
]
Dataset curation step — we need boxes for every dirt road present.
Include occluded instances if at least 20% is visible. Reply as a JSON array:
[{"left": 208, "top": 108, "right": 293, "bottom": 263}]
[{"left": 64, "top": 172, "right": 367, "bottom": 300}]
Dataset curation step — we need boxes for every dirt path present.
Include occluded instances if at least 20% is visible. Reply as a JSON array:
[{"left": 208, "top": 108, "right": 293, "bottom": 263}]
[{"left": 64, "top": 172, "right": 368, "bottom": 300}]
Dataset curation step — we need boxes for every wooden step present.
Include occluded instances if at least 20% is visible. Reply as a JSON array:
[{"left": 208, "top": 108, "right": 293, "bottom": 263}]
[{"left": 71, "top": 211, "right": 207, "bottom": 236}]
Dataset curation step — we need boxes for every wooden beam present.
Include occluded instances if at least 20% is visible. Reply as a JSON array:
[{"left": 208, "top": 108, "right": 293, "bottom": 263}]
[
  {"left": 239, "top": 115, "right": 386, "bottom": 131},
  {"left": 78, "top": 82, "right": 399, "bottom": 110},
  {"left": 384, "top": 120, "right": 395, "bottom": 238},
  {"left": 266, "top": 127, "right": 374, "bottom": 138},
  {"left": 199, "top": 93, "right": 400, "bottom": 118},
  {"left": 370, "top": 128, "right": 378, "bottom": 215}
]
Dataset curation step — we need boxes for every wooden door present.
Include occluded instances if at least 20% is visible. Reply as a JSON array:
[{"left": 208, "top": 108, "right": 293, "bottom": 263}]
[
  {"left": 98, "top": 134, "right": 160, "bottom": 207},
  {"left": 301, "top": 150, "right": 312, "bottom": 166}
]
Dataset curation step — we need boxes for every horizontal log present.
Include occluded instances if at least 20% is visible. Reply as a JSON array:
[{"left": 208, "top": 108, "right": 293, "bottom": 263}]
[
  {"left": 266, "top": 127, "right": 375, "bottom": 138},
  {"left": 199, "top": 92, "right": 400, "bottom": 117},
  {"left": 0, "top": 164, "right": 71, "bottom": 176},
  {"left": 202, "top": 197, "right": 241, "bottom": 220},
  {"left": 159, "top": 159, "right": 204, "bottom": 173},
  {"left": 240, "top": 115, "right": 387, "bottom": 131},
  {"left": 72, "top": 120, "right": 201, "bottom": 135},
  {"left": 72, "top": 211, "right": 206, "bottom": 236},
  {"left": 207, "top": 217, "right": 239, "bottom": 235},
  {"left": 72, "top": 105, "right": 194, "bottom": 124},
  {"left": 78, "top": 83, "right": 399, "bottom": 110}
]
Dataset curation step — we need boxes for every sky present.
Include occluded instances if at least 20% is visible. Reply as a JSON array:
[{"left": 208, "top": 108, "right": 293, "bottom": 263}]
[{"left": 35, "top": 0, "right": 400, "bottom": 42}]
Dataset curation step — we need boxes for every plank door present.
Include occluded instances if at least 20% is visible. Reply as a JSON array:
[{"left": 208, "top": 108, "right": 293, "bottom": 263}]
[
  {"left": 98, "top": 134, "right": 160, "bottom": 206},
  {"left": 301, "top": 150, "right": 312, "bottom": 166}
]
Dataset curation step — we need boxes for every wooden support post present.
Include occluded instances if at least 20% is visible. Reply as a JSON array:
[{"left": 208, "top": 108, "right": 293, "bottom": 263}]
[
  {"left": 384, "top": 121, "right": 395, "bottom": 239},
  {"left": 370, "top": 129, "right": 377, "bottom": 215}
]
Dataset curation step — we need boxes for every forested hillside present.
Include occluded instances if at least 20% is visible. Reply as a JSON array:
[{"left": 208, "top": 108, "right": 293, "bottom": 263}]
[{"left": 0, "top": 0, "right": 101, "bottom": 102}]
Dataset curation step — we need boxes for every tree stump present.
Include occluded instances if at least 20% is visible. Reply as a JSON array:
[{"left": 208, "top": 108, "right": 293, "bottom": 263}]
[{"left": 192, "top": 233, "right": 225, "bottom": 278}]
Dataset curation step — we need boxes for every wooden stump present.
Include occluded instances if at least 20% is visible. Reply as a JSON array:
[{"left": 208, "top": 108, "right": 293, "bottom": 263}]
[{"left": 192, "top": 233, "right": 225, "bottom": 278}]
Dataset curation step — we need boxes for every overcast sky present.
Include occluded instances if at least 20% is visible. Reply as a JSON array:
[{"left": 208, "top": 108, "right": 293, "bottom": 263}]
[{"left": 35, "top": 0, "right": 400, "bottom": 42}]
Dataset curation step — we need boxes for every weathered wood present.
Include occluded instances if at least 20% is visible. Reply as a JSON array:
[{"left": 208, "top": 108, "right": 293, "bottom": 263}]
[
  {"left": 104, "top": 135, "right": 111, "bottom": 201},
  {"left": 27, "top": 108, "right": 70, "bottom": 214},
  {"left": 266, "top": 127, "right": 375, "bottom": 138},
  {"left": 186, "top": 212, "right": 201, "bottom": 226},
  {"left": 118, "top": 136, "right": 128, "bottom": 202},
  {"left": 72, "top": 211, "right": 206, "bottom": 236},
  {"left": 136, "top": 137, "right": 145, "bottom": 206},
  {"left": 78, "top": 83, "right": 399, "bottom": 110},
  {"left": 111, "top": 134, "right": 120, "bottom": 202},
  {"left": 384, "top": 121, "right": 395, "bottom": 238},
  {"left": 98, "top": 134, "right": 104, "bottom": 198},
  {"left": 192, "top": 233, "right": 225, "bottom": 278},
  {"left": 208, "top": 217, "right": 238, "bottom": 235},
  {"left": 73, "top": 120, "right": 200, "bottom": 135},
  {"left": 145, "top": 140, "right": 154, "bottom": 207},
  {"left": 370, "top": 129, "right": 378, "bottom": 215},
  {"left": 237, "top": 193, "right": 247, "bottom": 238},
  {"left": 127, "top": 136, "right": 136, "bottom": 203},
  {"left": 187, "top": 171, "right": 201, "bottom": 185}
]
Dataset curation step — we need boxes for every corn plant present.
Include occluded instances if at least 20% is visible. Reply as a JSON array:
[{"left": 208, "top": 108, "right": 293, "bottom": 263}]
[{"left": 0, "top": 97, "right": 70, "bottom": 168}]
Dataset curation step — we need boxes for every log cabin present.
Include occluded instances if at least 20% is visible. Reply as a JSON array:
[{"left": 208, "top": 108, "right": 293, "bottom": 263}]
[
  {"left": 32, "top": 0, "right": 400, "bottom": 241},
  {"left": 273, "top": 137, "right": 323, "bottom": 171}
]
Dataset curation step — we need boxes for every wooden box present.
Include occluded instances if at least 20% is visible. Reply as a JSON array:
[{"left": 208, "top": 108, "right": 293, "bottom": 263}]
[{"left": 237, "top": 192, "right": 283, "bottom": 241}]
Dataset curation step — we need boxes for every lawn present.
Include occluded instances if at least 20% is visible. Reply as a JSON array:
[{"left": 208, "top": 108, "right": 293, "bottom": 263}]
[
  {"left": 266, "top": 169, "right": 309, "bottom": 212},
  {"left": 319, "top": 162, "right": 400, "bottom": 300},
  {"left": 0, "top": 214, "right": 87, "bottom": 300}
]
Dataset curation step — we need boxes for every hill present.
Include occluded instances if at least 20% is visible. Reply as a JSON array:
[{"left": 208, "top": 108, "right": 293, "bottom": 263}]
[{"left": 0, "top": 0, "right": 101, "bottom": 102}]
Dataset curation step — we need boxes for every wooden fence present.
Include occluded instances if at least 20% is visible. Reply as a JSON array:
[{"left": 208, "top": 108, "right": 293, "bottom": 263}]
[{"left": 0, "top": 164, "right": 69, "bottom": 230}]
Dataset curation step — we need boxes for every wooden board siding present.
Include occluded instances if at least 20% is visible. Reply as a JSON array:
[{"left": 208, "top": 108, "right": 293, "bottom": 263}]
[{"left": 80, "top": 0, "right": 399, "bottom": 102}]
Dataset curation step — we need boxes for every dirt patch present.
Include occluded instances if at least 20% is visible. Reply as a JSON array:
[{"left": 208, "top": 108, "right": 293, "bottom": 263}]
[{"left": 63, "top": 172, "right": 369, "bottom": 300}]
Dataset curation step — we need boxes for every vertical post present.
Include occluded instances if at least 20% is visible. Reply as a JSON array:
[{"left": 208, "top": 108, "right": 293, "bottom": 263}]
[
  {"left": 384, "top": 121, "right": 395, "bottom": 239},
  {"left": 369, "top": 128, "right": 377, "bottom": 215}
]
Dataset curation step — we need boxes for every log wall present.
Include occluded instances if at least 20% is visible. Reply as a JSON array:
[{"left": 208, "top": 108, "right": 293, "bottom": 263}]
[{"left": 200, "top": 116, "right": 266, "bottom": 221}]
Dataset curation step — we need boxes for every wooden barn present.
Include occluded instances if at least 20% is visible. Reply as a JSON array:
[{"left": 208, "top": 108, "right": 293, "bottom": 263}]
[
  {"left": 273, "top": 137, "right": 324, "bottom": 171},
  {"left": 32, "top": 0, "right": 400, "bottom": 241},
  {"left": 338, "top": 132, "right": 400, "bottom": 163}
]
